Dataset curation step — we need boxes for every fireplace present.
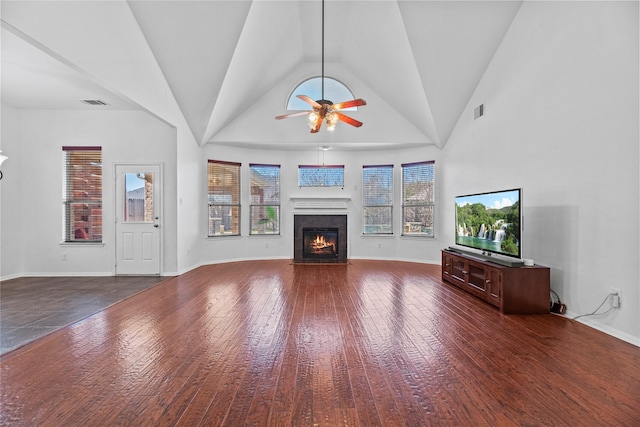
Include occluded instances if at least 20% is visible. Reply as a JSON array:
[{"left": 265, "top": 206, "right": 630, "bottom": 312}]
[
  {"left": 294, "top": 215, "right": 347, "bottom": 263},
  {"left": 303, "top": 228, "right": 338, "bottom": 259}
]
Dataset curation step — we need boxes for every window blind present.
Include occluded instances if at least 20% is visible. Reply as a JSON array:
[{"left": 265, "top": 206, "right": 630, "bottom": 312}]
[
  {"left": 363, "top": 164, "right": 393, "bottom": 234},
  {"left": 401, "top": 161, "right": 435, "bottom": 236},
  {"left": 208, "top": 160, "right": 241, "bottom": 236},
  {"left": 298, "top": 165, "right": 344, "bottom": 188},
  {"left": 249, "top": 164, "right": 280, "bottom": 235},
  {"left": 62, "top": 146, "right": 102, "bottom": 242}
]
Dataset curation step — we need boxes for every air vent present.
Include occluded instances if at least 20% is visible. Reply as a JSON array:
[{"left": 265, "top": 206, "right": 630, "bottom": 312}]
[
  {"left": 474, "top": 104, "right": 484, "bottom": 119},
  {"left": 81, "top": 99, "right": 108, "bottom": 106}
]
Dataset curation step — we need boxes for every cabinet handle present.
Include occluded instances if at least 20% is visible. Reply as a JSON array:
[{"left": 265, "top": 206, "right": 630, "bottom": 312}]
[
  {"left": 462, "top": 270, "right": 468, "bottom": 275},
  {"left": 485, "top": 279, "right": 491, "bottom": 284}
]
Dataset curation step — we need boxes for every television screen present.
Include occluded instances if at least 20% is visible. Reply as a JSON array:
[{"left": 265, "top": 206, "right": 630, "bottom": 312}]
[{"left": 455, "top": 188, "right": 521, "bottom": 259}]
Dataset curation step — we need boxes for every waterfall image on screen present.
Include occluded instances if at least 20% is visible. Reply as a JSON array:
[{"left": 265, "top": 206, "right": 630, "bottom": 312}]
[{"left": 455, "top": 189, "right": 521, "bottom": 258}]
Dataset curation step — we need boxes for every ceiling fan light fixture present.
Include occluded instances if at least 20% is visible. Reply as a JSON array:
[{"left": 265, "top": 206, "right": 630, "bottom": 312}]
[
  {"left": 308, "top": 112, "right": 319, "bottom": 127},
  {"left": 326, "top": 112, "right": 338, "bottom": 131}
]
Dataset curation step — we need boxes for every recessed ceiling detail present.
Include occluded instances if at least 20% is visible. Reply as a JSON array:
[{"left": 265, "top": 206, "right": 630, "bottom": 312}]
[{"left": 1, "top": 0, "right": 524, "bottom": 151}]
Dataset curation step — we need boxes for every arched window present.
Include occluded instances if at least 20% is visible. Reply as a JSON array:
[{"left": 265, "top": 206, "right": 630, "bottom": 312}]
[{"left": 287, "top": 77, "right": 357, "bottom": 111}]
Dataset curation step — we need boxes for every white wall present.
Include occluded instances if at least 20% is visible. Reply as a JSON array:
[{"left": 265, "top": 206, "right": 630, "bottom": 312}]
[
  {"left": 441, "top": 1, "right": 639, "bottom": 344},
  {"left": 0, "top": 105, "right": 24, "bottom": 278},
  {"left": 0, "top": 109, "right": 178, "bottom": 276},
  {"left": 195, "top": 144, "right": 444, "bottom": 267}
]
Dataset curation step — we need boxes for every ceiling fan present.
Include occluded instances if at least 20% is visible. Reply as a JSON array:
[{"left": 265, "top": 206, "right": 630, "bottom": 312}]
[{"left": 275, "top": 0, "right": 366, "bottom": 133}]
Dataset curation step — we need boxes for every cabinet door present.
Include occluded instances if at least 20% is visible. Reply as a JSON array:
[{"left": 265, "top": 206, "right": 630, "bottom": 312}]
[
  {"left": 466, "top": 261, "right": 488, "bottom": 298},
  {"left": 486, "top": 268, "right": 502, "bottom": 307},
  {"left": 450, "top": 257, "right": 467, "bottom": 286},
  {"left": 442, "top": 252, "right": 452, "bottom": 279}
]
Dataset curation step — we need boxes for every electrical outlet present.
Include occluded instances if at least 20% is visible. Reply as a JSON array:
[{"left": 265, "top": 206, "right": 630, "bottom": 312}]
[
  {"left": 610, "top": 288, "right": 621, "bottom": 308},
  {"left": 62, "top": 252, "right": 68, "bottom": 261}
]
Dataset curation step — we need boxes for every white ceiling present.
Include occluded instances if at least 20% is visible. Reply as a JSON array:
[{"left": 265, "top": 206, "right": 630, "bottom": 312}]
[{"left": 1, "top": 0, "right": 523, "bottom": 151}]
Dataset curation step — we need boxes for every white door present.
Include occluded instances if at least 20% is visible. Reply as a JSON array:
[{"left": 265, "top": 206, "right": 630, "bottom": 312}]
[{"left": 115, "top": 164, "right": 162, "bottom": 275}]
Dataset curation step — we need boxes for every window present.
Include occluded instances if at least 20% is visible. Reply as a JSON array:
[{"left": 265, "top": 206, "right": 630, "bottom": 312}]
[
  {"left": 402, "top": 161, "right": 435, "bottom": 236},
  {"left": 62, "top": 146, "right": 102, "bottom": 242},
  {"left": 250, "top": 164, "right": 280, "bottom": 235},
  {"left": 208, "top": 160, "right": 241, "bottom": 236},
  {"left": 124, "top": 172, "right": 154, "bottom": 223},
  {"left": 298, "top": 165, "right": 344, "bottom": 188},
  {"left": 363, "top": 165, "right": 393, "bottom": 234},
  {"left": 287, "top": 77, "right": 356, "bottom": 111}
]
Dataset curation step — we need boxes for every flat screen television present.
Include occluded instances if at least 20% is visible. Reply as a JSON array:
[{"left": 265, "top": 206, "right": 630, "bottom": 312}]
[{"left": 454, "top": 188, "right": 521, "bottom": 259}]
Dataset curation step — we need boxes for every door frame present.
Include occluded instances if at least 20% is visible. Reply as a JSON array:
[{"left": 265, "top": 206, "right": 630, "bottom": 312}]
[{"left": 114, "top": 162, "right": 164, "bottom": 275}]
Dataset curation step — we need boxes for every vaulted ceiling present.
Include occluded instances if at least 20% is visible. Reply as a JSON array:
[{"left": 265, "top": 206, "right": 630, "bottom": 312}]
[{"left": 1, "top": 1, "right": 523, "bottom": 150}]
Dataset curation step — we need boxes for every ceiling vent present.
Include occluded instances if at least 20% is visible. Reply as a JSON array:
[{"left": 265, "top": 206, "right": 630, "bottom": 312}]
[
  {"left": 81, "top": 99, "right": 108, "bottom": 106},
  {"left": 474, "top": 104, "right": 484, "bottom": 120}
]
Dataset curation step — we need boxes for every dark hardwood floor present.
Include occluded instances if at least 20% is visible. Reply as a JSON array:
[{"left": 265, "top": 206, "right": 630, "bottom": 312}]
[{"left": 1, "top": 260, "right": 638, "bottom": 426}]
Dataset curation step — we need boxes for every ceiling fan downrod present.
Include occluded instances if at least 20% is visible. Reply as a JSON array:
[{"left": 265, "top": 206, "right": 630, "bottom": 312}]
[
  {"left": 321, "top": 0, "right": 325, "bottom": 101},
  {"left": 274, "top": 0, "right": 367, "bottom": 133}
]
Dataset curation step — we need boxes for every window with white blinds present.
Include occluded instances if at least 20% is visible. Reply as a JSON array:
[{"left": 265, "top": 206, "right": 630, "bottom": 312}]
[
  {"left": 62, "top": 146, "right": 103, "bottom": 242},
  {"left": 401, "top": 161, "right": 435, "bottom": 236},
  {"left": 249, "top": 164, "right": 280, "bottom": 235},
  {"left": 298, "top": 165, "right": 344, "bottom": 188},
  {"left": 208, "top": 160, "right": 241, "bottom": 236},
  {"left": 362, "top": 164, "right": 393, "bottom": 234}
]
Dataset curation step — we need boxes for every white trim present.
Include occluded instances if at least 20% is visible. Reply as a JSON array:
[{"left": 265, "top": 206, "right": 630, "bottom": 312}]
[{"left": 290, "top": 197, "right": 350, "bottom": 210}]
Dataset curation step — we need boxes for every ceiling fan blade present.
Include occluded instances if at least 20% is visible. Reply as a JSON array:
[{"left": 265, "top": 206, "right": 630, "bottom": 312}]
[
  {"left": 275, "top": 111, "right": 310, "bottom": 120},
  {"left": 330, "top": 98, "right": 367, "bottom": 110},
  {"left": 297, "top": 94, "right": 322, "bottom": 108},
  {"left": 335, "top": 112, "right": 363, "bottom": 128}
]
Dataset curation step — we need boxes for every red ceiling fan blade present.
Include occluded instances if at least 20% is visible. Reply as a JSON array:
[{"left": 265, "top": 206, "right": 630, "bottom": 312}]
[
  {"left": 275, "top": 111, "right": 311, "bottom": 120},
  {"left": 297, "top": 94, "right": 322, "bottom": 109},
  {"left": 335, "top": 112, "right": 363, "bottom": 128},
  {"left": 330, "top": 98, "right": 367, "bottom": 111}
]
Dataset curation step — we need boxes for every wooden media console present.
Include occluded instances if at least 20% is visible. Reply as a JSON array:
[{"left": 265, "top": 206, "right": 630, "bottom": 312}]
[{"left": 441, "top": 249, "right": 550, "bottom": 314}]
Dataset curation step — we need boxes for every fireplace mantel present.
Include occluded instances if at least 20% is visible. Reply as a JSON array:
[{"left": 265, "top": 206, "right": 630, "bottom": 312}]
[{"left": 290, "top": 197, "right": 350, "bottom": 210}]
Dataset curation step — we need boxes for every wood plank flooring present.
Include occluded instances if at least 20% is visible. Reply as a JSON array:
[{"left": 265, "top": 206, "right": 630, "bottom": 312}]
[{"left": 1, "top": 260, "right": 638, "bottom": 426}]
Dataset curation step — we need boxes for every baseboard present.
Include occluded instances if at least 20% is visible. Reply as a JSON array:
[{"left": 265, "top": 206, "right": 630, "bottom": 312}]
[
  {"left": 563, "top": 310, "right": 639, "bottom": 347},
  {"left": 6, "top": 271, "right": 113, "bottom": 278}
]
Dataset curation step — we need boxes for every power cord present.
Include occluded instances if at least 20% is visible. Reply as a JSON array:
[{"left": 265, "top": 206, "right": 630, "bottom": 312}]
[
  {"left": 550, "top": 289, "right": 566, "bottom": 314},
  {"left": 572, "top": 292, "right": 617, "bottom": 321}
]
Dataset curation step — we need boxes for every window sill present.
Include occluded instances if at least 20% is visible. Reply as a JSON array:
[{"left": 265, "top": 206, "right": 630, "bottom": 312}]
[{"left": 59, "top": 242, "right": 105, "bottom": 247}]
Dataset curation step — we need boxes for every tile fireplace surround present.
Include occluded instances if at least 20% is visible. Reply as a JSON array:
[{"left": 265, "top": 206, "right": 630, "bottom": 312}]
[{"left": 293, "top": 214, "right": 347, "bottom": 263}]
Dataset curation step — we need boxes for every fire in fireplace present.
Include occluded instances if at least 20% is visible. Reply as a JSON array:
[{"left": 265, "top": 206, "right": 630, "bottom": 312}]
[{"left": 303, "top": 228, "right": 339, "bottom": 259}]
